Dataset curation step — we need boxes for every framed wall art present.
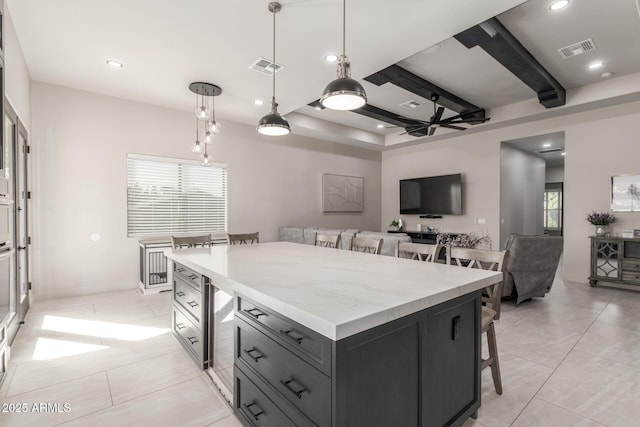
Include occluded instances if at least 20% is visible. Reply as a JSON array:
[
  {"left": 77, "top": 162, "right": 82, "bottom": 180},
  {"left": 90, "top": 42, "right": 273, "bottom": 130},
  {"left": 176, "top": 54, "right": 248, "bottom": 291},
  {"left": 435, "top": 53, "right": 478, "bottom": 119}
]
[
  {"left": 611, "top": 174, "right": 640, "bottom": 212},
  {"left": 322, "top": 173, "right": 364, "bottom": 212}
]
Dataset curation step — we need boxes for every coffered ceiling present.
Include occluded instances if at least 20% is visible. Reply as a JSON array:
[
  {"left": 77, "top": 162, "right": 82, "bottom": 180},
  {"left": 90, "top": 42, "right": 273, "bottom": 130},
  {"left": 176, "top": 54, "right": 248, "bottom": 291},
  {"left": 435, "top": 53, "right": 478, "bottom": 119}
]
[{"left": 8, "top": 0, "right": 640, "bottom": 150}]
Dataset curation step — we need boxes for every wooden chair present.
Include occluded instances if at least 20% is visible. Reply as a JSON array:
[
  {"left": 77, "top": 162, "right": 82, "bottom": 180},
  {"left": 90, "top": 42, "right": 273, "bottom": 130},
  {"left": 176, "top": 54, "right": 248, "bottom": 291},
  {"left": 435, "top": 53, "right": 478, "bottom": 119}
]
[
  {"left": 350, "top": 237, "right": 383, "bottom": 255},
  {"left": 446, "top": 245, "right": 509, "bottom": 395},
  {"left": 227, "top": 232, "right": 259, "bottom": 245},
  {"left": 171, "top": 234, "right": 212, "bottom": 249},
  {"left": 397, "top": 241, "right": 441, "bottom": 262},
  {"left": 315, "top": 233, "right": 342, "bottom": 249}
]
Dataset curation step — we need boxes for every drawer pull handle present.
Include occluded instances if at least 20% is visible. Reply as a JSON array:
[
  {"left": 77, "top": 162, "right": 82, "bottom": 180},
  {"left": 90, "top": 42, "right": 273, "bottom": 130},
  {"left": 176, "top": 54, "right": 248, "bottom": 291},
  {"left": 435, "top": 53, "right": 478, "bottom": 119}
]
[
  {"left": 175, "top": 322, "right": 186, "bottom": 330},
  {"left": 176, "top": 291, "right": 185, "bottom": 297},
  {"left": 280, "top": 329, "right": 304, "bottom": 344},
  {"left": 280, "top": 378, "right": 307, "bottom": 399},
  {"left": 243, "top": 347, "right": 265, "bottom": 362},
  {"left": 176, "top": 268, "right": 184, "bottom": 273},
  {"left": 189, "top": 274, "right": 199, "bottom": 280},
  {"left": 187, "top": 336, "right": 198, "bottom": 344},
  {"left": 187, "top": 300, "right": 199, "bottom": 308},
  {"left": 242, "top": 402, "right": 264, "bottom": 421},
  {"left": 243, "top": 308, "right": 266, "bottom": 319}
]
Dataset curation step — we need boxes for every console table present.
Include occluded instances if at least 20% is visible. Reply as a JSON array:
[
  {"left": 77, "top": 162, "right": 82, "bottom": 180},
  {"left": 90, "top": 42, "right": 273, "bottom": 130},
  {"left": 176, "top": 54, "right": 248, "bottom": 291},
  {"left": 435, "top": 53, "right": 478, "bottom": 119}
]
[
  {"left": 589, "top": 236, "right": 640, "bottom": 289},
  {"left": 388, "top": 230, "right": 459, "bottom": 244}
]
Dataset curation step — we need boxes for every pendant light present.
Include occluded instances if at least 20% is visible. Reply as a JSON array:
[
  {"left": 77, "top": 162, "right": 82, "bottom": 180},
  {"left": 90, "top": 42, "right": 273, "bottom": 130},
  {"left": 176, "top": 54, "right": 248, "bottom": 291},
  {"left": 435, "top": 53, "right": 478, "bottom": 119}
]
[
  {"left": 189, "top": 82, "right": 222, "bottom": 162},
  {"left": 320, "top": 0, "right": 367, "bottom": 110},
  {"left": 257, "top": 2, "right": 291, "bottom": 136}
]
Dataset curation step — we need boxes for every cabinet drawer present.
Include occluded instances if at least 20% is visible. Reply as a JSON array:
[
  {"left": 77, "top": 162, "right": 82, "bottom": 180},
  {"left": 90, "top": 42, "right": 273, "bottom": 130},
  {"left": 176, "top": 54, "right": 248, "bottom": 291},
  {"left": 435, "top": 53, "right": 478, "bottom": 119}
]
[
  {"left": 174, "top": 262, "right": 201, "bottom": 291},
  {"left": 237, "top": 296, "right": 332, "bottom": 375},
  {"left": 174, "top": 276, "right": 202, "bottom": 325},
  {"left": 622, "top": 258, "right": 640, "bottom": 271},
  {"left": 173, "top": 306, "right": 202, "bottom": 363},
  {"left": 236, "top": 317, "right": 331, "bottom": 427},
  {"left": 235, "top": 368, "right": 297, "bottom": 427},
  {"left": 622, "top": 271, "right": 640, "bottom": 283}
]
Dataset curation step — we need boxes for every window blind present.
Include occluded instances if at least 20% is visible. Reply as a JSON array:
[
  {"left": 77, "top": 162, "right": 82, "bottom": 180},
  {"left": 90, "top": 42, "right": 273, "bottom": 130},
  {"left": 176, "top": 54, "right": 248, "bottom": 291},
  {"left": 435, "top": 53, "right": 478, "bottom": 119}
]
[{"left": 127, "top": 154, "right": 227, "bottom": 237}]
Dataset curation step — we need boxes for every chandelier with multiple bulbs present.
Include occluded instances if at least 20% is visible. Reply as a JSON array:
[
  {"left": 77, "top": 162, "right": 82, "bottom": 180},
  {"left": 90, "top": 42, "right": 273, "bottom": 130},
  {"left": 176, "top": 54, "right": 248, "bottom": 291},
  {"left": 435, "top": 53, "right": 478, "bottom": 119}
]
[{"left": 189, "top": 82, "right": 222, "bottom": 166}]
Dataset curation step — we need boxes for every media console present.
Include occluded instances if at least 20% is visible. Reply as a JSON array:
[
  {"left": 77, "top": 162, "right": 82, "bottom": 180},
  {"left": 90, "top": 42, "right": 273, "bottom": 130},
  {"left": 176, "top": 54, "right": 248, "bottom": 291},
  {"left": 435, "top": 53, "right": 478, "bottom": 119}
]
[{"left": 388, "top": 230, "right": 459, "bottom": 245}]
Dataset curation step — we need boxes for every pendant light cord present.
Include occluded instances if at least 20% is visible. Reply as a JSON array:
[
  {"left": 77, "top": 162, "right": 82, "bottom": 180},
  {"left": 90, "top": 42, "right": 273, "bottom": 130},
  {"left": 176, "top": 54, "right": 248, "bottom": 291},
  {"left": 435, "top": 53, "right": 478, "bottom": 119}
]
[
  {"left": 342, "top": 0, "right": 346, "bottom": 56},
  {"left": 272, "top": 8, "right": 276, "bottom": 102}
]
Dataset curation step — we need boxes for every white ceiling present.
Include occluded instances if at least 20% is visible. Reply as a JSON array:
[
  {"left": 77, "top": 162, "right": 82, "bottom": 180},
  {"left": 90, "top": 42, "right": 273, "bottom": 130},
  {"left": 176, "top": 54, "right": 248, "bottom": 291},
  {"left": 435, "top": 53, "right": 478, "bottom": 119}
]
[
  {"left": 504, "top": 131, "right": 565, "bottom": 167},
  {"left": 8, "top": 0, "right": 640, "bottom": 149}
]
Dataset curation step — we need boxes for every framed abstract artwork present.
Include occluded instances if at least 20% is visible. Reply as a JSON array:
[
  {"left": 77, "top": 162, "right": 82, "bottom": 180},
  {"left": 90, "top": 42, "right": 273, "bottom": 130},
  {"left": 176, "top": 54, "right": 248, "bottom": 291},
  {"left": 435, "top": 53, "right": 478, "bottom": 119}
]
[
  {"left": 322, "top": 174, "right": 364, "bottom": 212},
  {"left": 611, "top": 174, "right": 640, "bottom": 212}
]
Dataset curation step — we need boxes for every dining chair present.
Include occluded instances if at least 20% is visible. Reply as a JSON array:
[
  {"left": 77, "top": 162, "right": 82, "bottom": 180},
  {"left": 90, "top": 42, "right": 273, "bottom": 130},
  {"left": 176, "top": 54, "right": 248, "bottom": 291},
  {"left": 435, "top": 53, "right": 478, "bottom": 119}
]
[
  {"left": 227, "top": 232, "right": 260, "bottom": 245},
  {"left": 315, "top": 233, "right": 342, "bottom": 248},
  {"left": 171, "top": 234, "right": 212, "bottom": 249},
  {"left": 446, "top": 244, "right": 509, "bottom": 395},
  {"left": 397, "top": 241, "right": 441, "bottom": 262},
  {"left": 350, "top": 237, "right": 383, "bottom": 255}
]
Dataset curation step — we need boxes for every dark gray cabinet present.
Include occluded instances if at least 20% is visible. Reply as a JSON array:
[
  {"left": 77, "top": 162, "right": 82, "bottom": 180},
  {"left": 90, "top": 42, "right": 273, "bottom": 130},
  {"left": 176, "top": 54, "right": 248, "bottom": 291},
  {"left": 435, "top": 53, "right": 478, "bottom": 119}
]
[
  {"left": 172, "top": 262, "right": 209, "bottom": 369},
  {"left": 234, "top": 291, "right": 481, "bottom": 427},
  {"left": 589, "top": 236, "right": 640, "bottom": 289}
]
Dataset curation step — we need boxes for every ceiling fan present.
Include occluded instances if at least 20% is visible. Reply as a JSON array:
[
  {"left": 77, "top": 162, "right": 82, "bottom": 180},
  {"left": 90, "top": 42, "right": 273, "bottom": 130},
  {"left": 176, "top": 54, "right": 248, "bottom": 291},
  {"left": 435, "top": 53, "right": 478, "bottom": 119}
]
[{"left": 398, "top": 94, "right": 490, "bottom": 136}]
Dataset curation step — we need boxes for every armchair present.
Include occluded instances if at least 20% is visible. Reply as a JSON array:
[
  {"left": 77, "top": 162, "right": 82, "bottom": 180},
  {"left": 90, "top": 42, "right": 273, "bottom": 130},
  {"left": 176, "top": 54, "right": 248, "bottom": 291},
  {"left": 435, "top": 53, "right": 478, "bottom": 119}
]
[{"left": 503, "top": 234, "right": 563, "bottom": 304}]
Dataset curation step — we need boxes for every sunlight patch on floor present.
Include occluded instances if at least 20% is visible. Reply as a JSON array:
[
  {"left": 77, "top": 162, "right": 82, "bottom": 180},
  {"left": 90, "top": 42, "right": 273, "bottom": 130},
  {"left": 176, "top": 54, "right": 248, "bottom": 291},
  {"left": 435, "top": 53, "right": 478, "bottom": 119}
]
[
  {"left": 32, "top": 337, "right": 109, "bottom": 361},
  {"left": 41, "top": 315, "right": 170, "bottom": 341}
]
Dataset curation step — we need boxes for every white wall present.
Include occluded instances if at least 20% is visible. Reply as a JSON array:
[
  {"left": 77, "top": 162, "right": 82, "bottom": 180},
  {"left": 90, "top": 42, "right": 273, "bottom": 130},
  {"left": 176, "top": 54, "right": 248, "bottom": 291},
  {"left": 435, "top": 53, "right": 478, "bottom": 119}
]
[
  {"left": 382, "top": 137, "right": 501, "bottom": 248},
  {"left": 546, "top": 165, "right": 565, "bottom": 183},
  {"left": 4, "top": 4, "right": 31, "bottom": 129},
  {"left": 499, "top": 143, "right": 545, "bottom": 248},
  {"left": 30, "top": 82, "right": 381, "bottom": 299},
  {"left": 382, "top": 99, "right": 640, "bottom": 284}
]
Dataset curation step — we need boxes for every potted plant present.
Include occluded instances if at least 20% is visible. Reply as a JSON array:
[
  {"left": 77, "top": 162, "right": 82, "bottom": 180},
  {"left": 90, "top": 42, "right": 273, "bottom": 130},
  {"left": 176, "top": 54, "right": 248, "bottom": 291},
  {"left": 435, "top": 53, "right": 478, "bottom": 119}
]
[{"left": 586, "top": 211, "right": 617, "bottom": 236}]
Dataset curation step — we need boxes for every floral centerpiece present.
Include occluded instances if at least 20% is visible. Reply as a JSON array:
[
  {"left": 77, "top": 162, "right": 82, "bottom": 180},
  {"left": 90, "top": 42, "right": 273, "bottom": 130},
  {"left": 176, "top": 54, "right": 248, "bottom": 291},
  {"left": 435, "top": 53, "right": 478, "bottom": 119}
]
[
  {"left": 586, "top": 211, "right": 617, "bottom": 236},
  {"left": 437, "top": 232, "right": 492, "bottom": 249}
]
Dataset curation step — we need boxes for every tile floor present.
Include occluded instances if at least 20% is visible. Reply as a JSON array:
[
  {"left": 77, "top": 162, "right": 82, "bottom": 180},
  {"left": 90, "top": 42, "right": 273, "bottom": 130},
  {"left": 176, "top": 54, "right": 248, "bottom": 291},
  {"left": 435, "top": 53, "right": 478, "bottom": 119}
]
[{"left": 1, "top": 277, "right": 640, "bottom": 426}]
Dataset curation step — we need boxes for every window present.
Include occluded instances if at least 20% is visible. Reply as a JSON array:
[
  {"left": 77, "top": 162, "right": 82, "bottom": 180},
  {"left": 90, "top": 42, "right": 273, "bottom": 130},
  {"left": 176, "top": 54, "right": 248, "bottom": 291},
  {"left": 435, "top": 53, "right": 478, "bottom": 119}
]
[
  {"left": 127, "top": 154, "right": 227, "bottom": 237},
  {"left": 543, "top": 184, "right": 563, "bottom": 231}
]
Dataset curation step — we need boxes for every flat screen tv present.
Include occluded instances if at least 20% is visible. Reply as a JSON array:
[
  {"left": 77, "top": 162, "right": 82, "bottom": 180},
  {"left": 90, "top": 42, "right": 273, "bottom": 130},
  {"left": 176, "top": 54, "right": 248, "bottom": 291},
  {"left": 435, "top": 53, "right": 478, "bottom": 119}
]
[{"left": 400, "top": 173, "right": 462, "bottom": 215}]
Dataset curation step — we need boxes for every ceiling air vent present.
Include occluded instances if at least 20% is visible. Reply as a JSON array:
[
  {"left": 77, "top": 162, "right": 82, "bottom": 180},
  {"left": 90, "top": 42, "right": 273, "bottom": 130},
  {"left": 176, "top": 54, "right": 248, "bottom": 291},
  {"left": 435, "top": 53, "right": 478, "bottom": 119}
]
[
  {"left": 400, "top": 100, "right": 421, "bottom": 109},
  {"left": 537, "top": 148, "right": 563, "bottom": 154},
  {"left": 558, "top": 39, "right": 597, "bottom": 59},
  {"left": 249, "top": 57, "right": 283, "bottom": 75}
]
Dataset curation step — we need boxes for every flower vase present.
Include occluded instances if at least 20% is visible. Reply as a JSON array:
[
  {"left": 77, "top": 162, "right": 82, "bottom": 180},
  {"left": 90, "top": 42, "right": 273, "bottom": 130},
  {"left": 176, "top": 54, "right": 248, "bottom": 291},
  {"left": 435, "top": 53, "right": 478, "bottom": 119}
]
[{"left": 595, "top": 225, "right": 609, "bottom": 237}]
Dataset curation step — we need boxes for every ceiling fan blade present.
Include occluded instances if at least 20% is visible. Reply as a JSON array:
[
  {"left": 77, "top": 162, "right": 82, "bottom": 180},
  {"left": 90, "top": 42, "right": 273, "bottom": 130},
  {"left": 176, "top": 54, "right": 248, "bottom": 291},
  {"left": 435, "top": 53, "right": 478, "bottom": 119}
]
[
  {"left": 433, "top": 107, "right": 445, "bottom": 123},
  {"left": 439, "top": 123, "right": 467, "bottom": 131}
]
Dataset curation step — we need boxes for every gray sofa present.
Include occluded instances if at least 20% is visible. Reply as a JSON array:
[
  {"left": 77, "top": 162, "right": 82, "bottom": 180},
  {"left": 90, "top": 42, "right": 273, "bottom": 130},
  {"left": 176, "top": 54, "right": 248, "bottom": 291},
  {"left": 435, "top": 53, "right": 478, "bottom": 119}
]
[
  {"left": 278, "top": 226, "right": 411, "bottom": 257},
  {"left": 503, "top": 234, "right": 564, "bottom": 304}
]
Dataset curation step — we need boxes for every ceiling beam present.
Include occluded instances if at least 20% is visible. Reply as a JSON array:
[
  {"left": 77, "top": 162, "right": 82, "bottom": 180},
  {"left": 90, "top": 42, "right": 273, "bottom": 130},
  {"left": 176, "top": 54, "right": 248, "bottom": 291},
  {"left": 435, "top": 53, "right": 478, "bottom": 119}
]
[
  {"left": 454, "top": 17, "right": 566, "bottom": 108},
  {"left": 364, "top": 65, "right": 486, "bottom": 121},
  {"left": 308, "top": 100, "right": 429, "bottom": 137}
]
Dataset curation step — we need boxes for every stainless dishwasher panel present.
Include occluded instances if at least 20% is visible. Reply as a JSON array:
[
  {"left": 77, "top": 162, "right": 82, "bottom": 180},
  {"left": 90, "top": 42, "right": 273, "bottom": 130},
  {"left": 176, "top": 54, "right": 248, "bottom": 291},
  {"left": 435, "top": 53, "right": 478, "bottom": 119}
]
[{"left": 208, "top": 283, "right": 234, "bottom": 404}]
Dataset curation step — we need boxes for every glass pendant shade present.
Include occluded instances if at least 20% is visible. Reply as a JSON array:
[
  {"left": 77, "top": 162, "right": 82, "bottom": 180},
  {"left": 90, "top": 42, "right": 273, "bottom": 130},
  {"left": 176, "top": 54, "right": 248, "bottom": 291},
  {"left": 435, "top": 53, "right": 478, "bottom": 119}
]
[
  {"left": 204, "top": 131, "right": 213, "bottom": 143},
  {"left": 209, "top": 120, "right": 222, "bottom": 134},
  {"left": 199, "top": 152, "right": 212, "bottom": 167},
  {"left": 192, "top": 139, "right": 202, "bottom": 153},
  {"left": 258, "top": 100, "right": 290, "bottom": 136},
  {"left": 320, "top": 56, "right": 366, "bottom": 110},
  {"left": 196, "top": 105, "right": 210, "bottom": 120}
]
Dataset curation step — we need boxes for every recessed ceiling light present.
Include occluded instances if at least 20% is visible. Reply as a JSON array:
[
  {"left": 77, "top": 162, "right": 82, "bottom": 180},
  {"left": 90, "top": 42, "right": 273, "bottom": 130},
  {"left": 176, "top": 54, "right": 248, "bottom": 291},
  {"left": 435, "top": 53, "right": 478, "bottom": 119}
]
[
  {"left": 315, "top": 106, "right": 322, "bottom": 111},
  {"left": 254, "top": 99, "right": 264, "bottom": 106},
  {"left": 324, "top": 53, "right": 338, "bottom": 63},
  {"left": 549, "top": 0, "right": 569, "bottom": 11},
  {"left": 601, "top": 71, "right": 613, "bottom": 78},
  {"left": 377, "top": 124, "right": 385, "bottom": 129},
  {"left": 561, "top": 152, "right": 566, "bottom": 156},
  {"left": 106, "top": 59, "right": 123, "bottom": 68},
  {"left": 588, "top": 61, "right": 604, "bottom": 70},
  {"left": 543, "top": 142, "right": 551, "bottom": 148}
]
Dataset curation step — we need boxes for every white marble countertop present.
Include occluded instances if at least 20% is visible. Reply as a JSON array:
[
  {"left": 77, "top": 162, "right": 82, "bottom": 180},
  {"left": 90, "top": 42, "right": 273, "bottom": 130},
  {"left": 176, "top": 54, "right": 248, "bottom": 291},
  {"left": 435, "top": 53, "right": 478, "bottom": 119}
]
[{"left": 166, "top": 242, "right": 502, "bottom": 340}]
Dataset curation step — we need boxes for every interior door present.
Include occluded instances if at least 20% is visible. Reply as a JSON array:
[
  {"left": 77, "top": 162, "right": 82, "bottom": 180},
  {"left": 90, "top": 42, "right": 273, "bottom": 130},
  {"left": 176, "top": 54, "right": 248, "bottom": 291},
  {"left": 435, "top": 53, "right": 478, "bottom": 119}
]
[{"left": 16, "top": 125, "right": 29, "bottom": 321}]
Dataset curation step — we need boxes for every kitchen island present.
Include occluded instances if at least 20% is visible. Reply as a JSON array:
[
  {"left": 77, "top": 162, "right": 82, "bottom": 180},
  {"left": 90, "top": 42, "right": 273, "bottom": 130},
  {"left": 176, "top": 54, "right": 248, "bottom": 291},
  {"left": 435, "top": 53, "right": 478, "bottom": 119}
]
[{"left": 166, "top": 242, "right": 501, "bottom": 427}]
